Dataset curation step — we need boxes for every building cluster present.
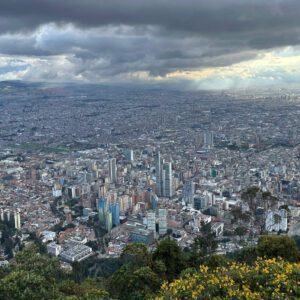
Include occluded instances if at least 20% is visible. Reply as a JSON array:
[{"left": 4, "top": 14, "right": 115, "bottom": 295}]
[{"left": 0, "top": 83, "right": 300, "bottom": 262}]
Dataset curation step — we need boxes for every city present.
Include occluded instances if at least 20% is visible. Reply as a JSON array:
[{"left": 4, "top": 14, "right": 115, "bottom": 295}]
[
  {"left": 1, "top": 0, "right": 300, "bottom": 299},
  {"left": 0, "top": 82, "right": 300, "bottom": 265}
]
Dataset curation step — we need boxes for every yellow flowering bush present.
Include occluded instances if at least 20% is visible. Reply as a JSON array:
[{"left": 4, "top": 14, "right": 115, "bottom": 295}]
[{"left": 156, "top": 257, "right": 300, "bottom": 299}]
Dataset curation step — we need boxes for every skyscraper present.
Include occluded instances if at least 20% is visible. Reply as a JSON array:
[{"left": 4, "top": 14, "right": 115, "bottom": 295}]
[
  {"left": 155, "top": 152, "right": 163, "bottom": 196},
  {"left": 108, "top": 158, "right": 117, "bottom": 183},
  {"left": 98, "top": 197, "right": 108, "bottom": 228},
  {"left": 124, "top": 148, "right": 134, "bottom": 161},
  {"left": 14, "top": 209, "right": 21, "bottom": 230},
  {"left": 183, "top": 180, "right": 194, "bottom": 204},
  {"left": 158, "top": 208, "right": 167, "bottom": 235},
  {"left": 147, "top": 211, "right": 156, "bottom": 238},
  {"left": 163, "top": 162, "right": 173, "bottom": 198},
  {"left": 110, "top": 202, "right": 120, "bottom": 227},
  {"left": 204, "top": 131, "right": 214, "bottom": 149}
]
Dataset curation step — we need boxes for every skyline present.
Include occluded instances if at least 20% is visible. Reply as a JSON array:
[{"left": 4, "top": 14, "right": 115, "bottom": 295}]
[{"left": 1, "top": 1, "right": 300, "bottom": 89}]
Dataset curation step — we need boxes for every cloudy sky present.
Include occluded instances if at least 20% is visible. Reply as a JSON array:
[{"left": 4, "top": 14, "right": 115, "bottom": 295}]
[{"left": 1, "top": 0, "right": 300, "bottom": 89}]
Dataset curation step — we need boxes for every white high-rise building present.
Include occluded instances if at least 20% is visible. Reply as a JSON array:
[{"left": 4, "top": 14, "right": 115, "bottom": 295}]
[
  {"left": 163, "top": 162, "right": 173, "bottom": 198},
  {"left": 0, "top": 208, "right": 4, "bottom": 222},
  {"left": 108, "top": 158, "right": 117, "bottom": 183},
  {"left": 204, "top": 131, "right": 214, "bottom": 148},
  {"left": 159, "top": 209, "right": 167, "bottom": 235},
  {"left": 147, "top": 211, "right": 156, "bottom": 238},
  {"left": 265, "top": 209, "right": 288, "bottom": 232},
  {"left": 14, "top": 209, "right": 21, "bottom": 230}
]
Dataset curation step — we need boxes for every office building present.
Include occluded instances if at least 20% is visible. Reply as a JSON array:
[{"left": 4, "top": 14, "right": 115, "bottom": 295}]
[
  {"left": 108, "top": 158, "right": 117, "bottom": 183},
  {"left": 105, "top": 211, "right": 113, "bottom": 232},
  {"left": 147, "top": 211, "right": 156, "bottom": 237},
  {"left": 47, "top": 242, "right": 62, "bottom": 256},
  {"left": 150, "top": 194, "right": 158, "bottom": 210},
  {"left": 159, "top": 208, "right": 167, "bottom": 235},
  {"left": 0, "top": 208, "right": 4, "bottom": 222},
  {"left": 193, "top": 196, "right": 208, "bottom": 210},
  {"left": 110, "top": 202, "right": 120, "bottom": 227},
  {"left": 155, "top": 152, "right": 163, "bottom": 196},
  {"left": 124, "top": 149, "right": 134, "bottom": 161},
  {"left": 183, "top": 180, "right": 194, "bottom": 204},
  {"left": 204, "top": 131, "right": 214, "bottom": 149},
  {"left": 163, "top": 162, "right": 173, "bottom": 198},
  {"left": 14, "top": 209, "right": 21, "bottom": 230},
  {"left": 265, "top": 209, "right": 288, "bottom": 232},
  {"left": 98, "top": 197, "right": 108, "bottom": 227}
]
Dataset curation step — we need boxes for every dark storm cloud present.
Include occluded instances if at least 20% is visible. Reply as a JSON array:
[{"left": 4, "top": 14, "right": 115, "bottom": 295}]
[
  {"left": 1, "top": 0, "right": 300, "bottom": 46},
  {"left": 1, "top": 0, "right": 300, "bottom": 85}
]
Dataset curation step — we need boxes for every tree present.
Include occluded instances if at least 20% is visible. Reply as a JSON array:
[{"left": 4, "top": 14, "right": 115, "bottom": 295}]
[
  {"left": 257, "top": 236, "right": 300, "bottom": 261},
  {"left": 0, "top": 270, "right": 60, "bottom": 300},
  {"left": 109, "top": 263, "right": 161, "bottom": 299},
  {"left": 235, "top": 226, "right": 247, "bottom": 241},
  {"left": 153, "top": 238, "right": 186, "bottom": 281},
  {"left": 14, "top": 244, "right": 61, "bottom": 283},
  {"left": 121, "top": 243, "right": 152, "bottom": 267},
  {"left": 203, "top": 254, "right": 227, "bottom": 269},
  {"left": 59, "top": 278, "right": 109, "bottom": 300},
  {"left": 227, "top": 246, "right": 258, "bottom": 265},
  {"left": 241, "top": 186, "right": 260, "bottom": 211}
]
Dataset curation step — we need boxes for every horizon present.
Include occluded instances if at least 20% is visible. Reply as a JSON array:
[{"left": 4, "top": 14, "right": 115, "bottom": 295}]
[{"left": 1, "top": 1, "right": 300, "bottom": 90}]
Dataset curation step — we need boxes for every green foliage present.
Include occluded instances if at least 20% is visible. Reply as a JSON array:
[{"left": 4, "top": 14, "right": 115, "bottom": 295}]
[
  {"left": 153, "top": 238, "right": 186, "bottom": 281},
  {"left": 257, "top": 235, "right": 300, "bottom": 261},
  {"left": 203, "top": 254, "right": 227, "bottom": 269},
  {"left": 59, "top": 278, "right": 109, "bottom": 300},
  {"left": 109, "top": 263, "right": 161, "bottom": 299},
  {"left": 241, "top": 186, "right": 260, "bottom": 200},
  {"left": 235, "top": 226, "right": 248, "bottom": 239},
  {"left": 121, "top": 243, "right": 152, "bottom": 267},
  {"left": 14, "top": 244, "right": 62, "bottom": 282},
  {"left": 227, "top": 246, "right": 258, "bottom": 265},
  {"left": 293, "top": 235, "right": 300, "bottom": 250},
  {"left": 1, "top": 232, "right": 300, "bottom": 300},
  {"left": 0, "top": 270, "right": 60, "bottom": 300}
]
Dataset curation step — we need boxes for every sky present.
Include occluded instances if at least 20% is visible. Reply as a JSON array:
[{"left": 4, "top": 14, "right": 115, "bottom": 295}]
[{"left": 1, "top": 0, "right": 300, "bottom": 89}]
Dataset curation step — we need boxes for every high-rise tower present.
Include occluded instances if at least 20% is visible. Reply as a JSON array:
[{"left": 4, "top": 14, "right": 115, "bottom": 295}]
[
  {"left": 155, "top": 152, "right": 163, "bottom": 196},
  {"left": 108, "top": 158, "right": 117, "bottom": 183},
  {"left": 163, "top": 162, "right": 173, "bottom": 198}
]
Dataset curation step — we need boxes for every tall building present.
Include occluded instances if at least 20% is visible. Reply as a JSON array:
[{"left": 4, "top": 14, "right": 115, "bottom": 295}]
[
  {"left": 147, "top": 211, "right": 156, "bottom": 238},
  {"left": 124, "top": 149, "right": 134, "bottom": 161},
  {"left": 163, "top": 162, "right": 173, "bottom": 198},
  {"left": 265, "top": 209, "right": 288, "bottom": 232},
  {"left": 193, "top": 196, "right": 208, "bottom": 210},
  {"left": 14, "top": 209, "right": 21, "bottom": 230},
  {"left": 150, "top": 194, "right": 158, "bottom": 210},
  {"left": 155, "top": 152, "right": 163, "bottom": 196},
  {"left": 108, "top": 158, "right": 117, "bottom": 183},
  {"left": 158, "top": 208, "right": 167, "bottom": 235},
  {"left": 183, "top": 180, "right": 194, "bottom": 204},
  {"left": 110, "top": 202, "right": 120, "bottom": 227},
  {"left": 105, "top": 211, "right": 113, "bottom": 232},
  {"left": 204, "top": 131, "right": 214, "bottom": 149},
  {"left": 98, "top": 197, "right": 108, "bottom": 228},
  {"left": 0, "top": 208, "right": 4, "bottom": 222}
]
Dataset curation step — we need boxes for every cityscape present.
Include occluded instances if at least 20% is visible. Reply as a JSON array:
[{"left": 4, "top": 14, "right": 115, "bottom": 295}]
[
  {"left": 1, "top": 1, "right": 300, "bottom": 299},
  {"left": 1, "top": 82, "right": 300, "bottom": 261}
]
